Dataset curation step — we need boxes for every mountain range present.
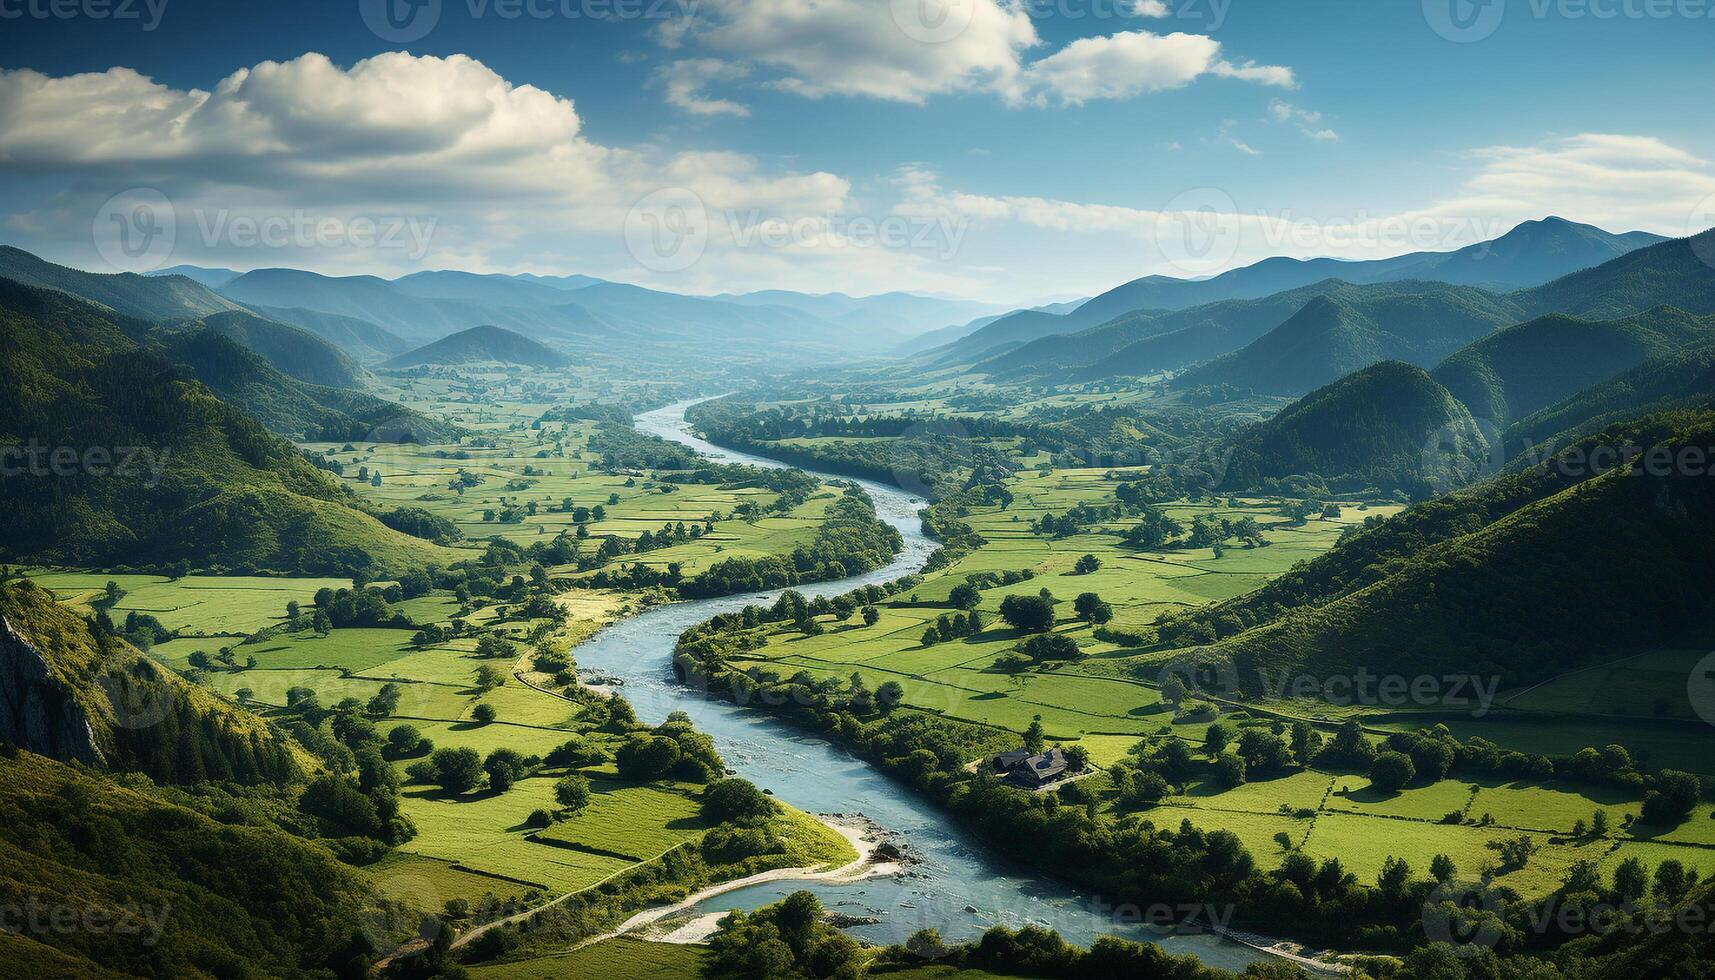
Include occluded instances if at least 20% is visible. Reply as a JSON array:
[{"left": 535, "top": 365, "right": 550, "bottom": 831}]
[{"left": 923, "top": 217, "right": 1665, "bottom": 370}]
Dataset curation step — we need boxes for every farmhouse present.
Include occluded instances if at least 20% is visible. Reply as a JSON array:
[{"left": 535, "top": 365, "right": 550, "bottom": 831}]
[{"left": 992, "top": 746, "right": 1072, "bottom": 788}]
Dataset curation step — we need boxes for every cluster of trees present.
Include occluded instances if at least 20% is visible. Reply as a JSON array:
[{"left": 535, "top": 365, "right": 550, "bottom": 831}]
[
  {"left": 1119, "top": 504, "right": 1266, "bottom": 555},
  {"left": 377, "top": 506, "right": 463, "bottom": 544},
  {"left": 1031, "top": 502, "right": 1122, "bottom": 539},
  {"left": 589, "top": 486, "right": 901, "bottom": 599},
  {"left": 921, "top": 608, "right": 983, "bottom": 646}
]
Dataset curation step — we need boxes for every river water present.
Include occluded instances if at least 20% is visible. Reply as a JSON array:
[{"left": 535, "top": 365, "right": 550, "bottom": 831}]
[{"left": 571, "top": 399, "right": 1260, "bottom": 970}]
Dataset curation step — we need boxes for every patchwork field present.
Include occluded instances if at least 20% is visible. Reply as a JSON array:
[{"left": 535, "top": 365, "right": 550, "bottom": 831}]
[{"left": 27, "top": 572, "right": 349, "bottom": 635}]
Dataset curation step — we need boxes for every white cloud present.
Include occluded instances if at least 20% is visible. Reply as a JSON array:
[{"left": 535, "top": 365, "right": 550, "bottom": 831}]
[
  {"left": 1269, "top": 99, "right": 1338, "bottom": 141},
  {"left": 670, "top": 0, "right": 1038, "bottom": 105},
  {"left": 1019, "top": 30, "right": 1293, "bottom": 106},
  {"left": 1215, "top": 119, "right": 1260, "bottom": 156},
  {"left": 657, "top": 59, "right": 753, "bottom": 117},
  {"left": 657, "top": 3, "right": 1292, "bottom": 109},
  {"left": 0, "top": 54, "right": 939, "bottom": 293},
  {"left": 891, "top": 134, "right": 1715, "bottom": 287}
]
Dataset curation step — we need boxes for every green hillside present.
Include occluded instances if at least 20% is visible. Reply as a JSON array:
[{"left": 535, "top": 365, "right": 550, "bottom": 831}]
[
  {"left": 193, "top": 310, "right": 368, "bottom": 388},
  {"left": 1432, "top": 306, "right": 1715, "bottom": 427},
  {"left": 0, "top": 748, "right": 375, "bottom": 978},
  {"left": 1201, "top": 406, "right": 1715, "bottom": 688},
  {"left": 1172, "top": 286, "right": 1516, "bottom": 396},
  {"left": 160, "top": 327, "right": 457, "bottom": 443},
  {"left": 1514, "top": 228, "right": 1715, "bottom": 320},
  {"left": 382, "top": 323, "right": 571, "bottom": 368},
  {"left": 0, "top": 279, "right": 456, "bottom": 575},
  {"left": 1506, "top": 338, "right": 1715, "bottom": 454},
  {"left": 0, "top": 580, "right": 311, "bottom": 785},
  {"left": 0, "top": 246, "right": 240, "bottom": 321},
  {"left": 244, "top": 303, "right": 411, "bottom": 363},
  {"left": 1220, "top": 360, "right": 1488, "bottom": 494}
]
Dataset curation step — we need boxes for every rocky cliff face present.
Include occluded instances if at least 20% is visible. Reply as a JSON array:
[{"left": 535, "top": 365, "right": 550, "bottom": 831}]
[{"left": 0, "top": 615, "right": 103, "bottom": 765}]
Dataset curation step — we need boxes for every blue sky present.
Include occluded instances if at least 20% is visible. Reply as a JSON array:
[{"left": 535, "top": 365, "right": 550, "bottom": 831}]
[{"left": 2, "top": 0, "right": 1712, "bottom": 303}]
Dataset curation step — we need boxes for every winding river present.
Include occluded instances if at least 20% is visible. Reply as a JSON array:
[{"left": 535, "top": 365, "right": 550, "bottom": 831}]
[{"left": 572, "top": 399, "right": 1261, "bottom": 971}]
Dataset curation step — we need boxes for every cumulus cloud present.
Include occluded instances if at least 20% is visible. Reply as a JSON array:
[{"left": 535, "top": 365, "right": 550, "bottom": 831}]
[
  {"left": 666, "top": 0, "right": 1037, "bottom": 104},
  {"left": 0, "top": 53, "right": 926, "bottom": 292},
  {"left": 1018, "top": 30, "right": 1293, "bottom": 106},
  {"left": 656, "top": 2, "right": 1291, "bottom": 109}
]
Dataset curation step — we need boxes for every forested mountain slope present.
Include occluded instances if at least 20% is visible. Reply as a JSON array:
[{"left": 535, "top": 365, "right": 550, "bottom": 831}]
[{"left": 0, "top": 279, "right": 454, "bottom": 574}]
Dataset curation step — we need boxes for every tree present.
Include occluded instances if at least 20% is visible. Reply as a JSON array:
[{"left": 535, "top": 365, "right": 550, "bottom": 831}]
[
  {"left": 615, "top": 734, "right": 682, "bottom": 781},
  {"left": 1613, "top": 856, "right": 1649, "bottom": 903},
  {"left": 1160, "top": 674, "right": 1187, "bottom": 705},
  {"left": 555, "top": 774, "right": 591, "bottom": 814},
  {"left": 1653, "top": 859, "right": 1697, "bottom": 903},
  {"left": 428, "top": 747, "right": 484, "bottom": 794},
  {"left": 998, "top": 594, "right": 1055, "bottom": 633},
  {"left": 875, "top": 680, "right": 906, "bottom": 711},
  {"left": 1592, "top": 809, "right": 1610, "bottom": 836},
  {"left": 1072, "top": 592, "right": 1112, "bottom": 625},
  {"left": 1369, "top": 752, "right": 1416, "bottom": 794},
  {"left": 387, "top": 724, "right": 424, "bottom": 756},
  {"left": 1641, "top": 770, "right": 1701, "bottom": 825},
  {"left": 1205, "top": 721, "right": 1232, "bottom": 756},
  {"left": 1074, "top": 554, "right": 1101, "bottom": 574},
  {"left": 484, "top": 749, "right": 529, "bottom": 793},
  {"left": 861, "top": 606, "right": 880, "bottom": 627},
  {"left": 471, "top": 703, "right": 497, "bottom": 725},
  {"left": 1023, "top": 717, "right": 1045, "bottom": 754},
  {"left": 1214, "top": 752, "right": 1247, "bottom": 788},
  {"left": 920, "top": 626, "right": 940, "bottom": 647},
  {"left": 703, "top": 778, "right": 777, "bottom": 821},
  {"left": 312, "top": 609, "right": 332, "bottom": 634},
  {"left": 1430, "top": 854, "right": 1457, "bottom": 884},
  {"left": 1016, "top": 632, "right": 1081, "bottom": 662},
  {"left": 948, "top": 583, "right": 981, "bottom": 610},
  {"left": 474, "top": 665, "right": 505, "bottom": 692}
]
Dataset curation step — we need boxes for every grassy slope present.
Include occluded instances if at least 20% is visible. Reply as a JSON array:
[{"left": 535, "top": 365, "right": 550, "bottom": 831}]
[
  {"left": 1207, "top": 408, "right": 1715, "bottom": 687},
  {"left": 0, "top": 750, "right": 373, "bottom": 979},
  {"left": 0, "top": 278, "right": 458, "bottom": 574},
  {"left": 1432, "top": 306, "right": 1715, "bottom": 427},
  {"left": 1175, "top": 286, "right": 1518, "bottom": 396},
  {"left": 1220, "top": 360, "right": 1485, "bottom": 492}
]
